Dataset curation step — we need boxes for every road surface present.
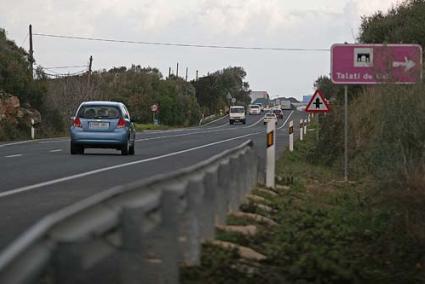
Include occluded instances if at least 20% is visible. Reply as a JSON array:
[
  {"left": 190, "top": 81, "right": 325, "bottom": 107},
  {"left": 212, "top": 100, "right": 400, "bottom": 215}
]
[{"left": 0, "top": 110, "right": 306, "bottom": 251}]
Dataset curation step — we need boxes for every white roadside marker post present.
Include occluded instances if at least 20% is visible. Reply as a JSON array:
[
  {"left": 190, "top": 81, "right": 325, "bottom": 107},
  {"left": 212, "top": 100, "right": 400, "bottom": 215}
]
[
  {"left": 289, "top": 120, "right": 294, "bottom": 152},
  {"left": 303, "top": 119, "right": 307, "bottom": 135},
  {"left": 266, "top": 118, "right": 276, "bottom": 189},
  {"left": 31, "top": 119, "right": 35, "bottom": 140},
  {"left": 299, "top": 119, "right": 304, "bottom": 141}
]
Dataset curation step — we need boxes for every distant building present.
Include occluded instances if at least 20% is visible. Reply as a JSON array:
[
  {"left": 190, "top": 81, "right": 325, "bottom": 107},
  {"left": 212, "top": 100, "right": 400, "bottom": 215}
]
[
  {"left": 252, "top": 98, "right": 269, "bottom": 107},
  {"left": 249, "top": 91, "right": 270, "bottom": 103},
  {"left": 302, "top": 96, "right": 312, "bottom": 104}
]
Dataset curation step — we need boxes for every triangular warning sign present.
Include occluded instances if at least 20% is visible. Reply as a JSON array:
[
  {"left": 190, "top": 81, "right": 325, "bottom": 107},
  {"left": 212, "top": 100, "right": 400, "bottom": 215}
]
[{"left": 305, "top": 90, "right": 330, "bottom": 113}]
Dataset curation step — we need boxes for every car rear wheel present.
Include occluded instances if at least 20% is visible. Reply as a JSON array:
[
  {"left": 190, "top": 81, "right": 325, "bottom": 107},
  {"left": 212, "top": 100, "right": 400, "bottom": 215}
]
[
  {"left": 121, "top": 140, "right": 130, "bottom": 155},
  {"left": 70, "top": 143, "right": 84, "bottom": 155},
  {"left": 129, "top": 143, "right": 135, "bottom": 155}
]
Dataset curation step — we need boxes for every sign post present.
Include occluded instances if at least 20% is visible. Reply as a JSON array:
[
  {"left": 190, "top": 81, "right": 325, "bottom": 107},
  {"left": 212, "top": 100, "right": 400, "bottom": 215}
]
[
  {"left": 303, "top": 119, "right": 307, "bottom": 135},
  {"left": 266, "top": 119, "right": 276, "bottom": 189},
  {"left": 331, "top": 43, "right": 423, "bottom": 182},
  {"left": 151, "top": 104, "right": 159, "bottom": 125},
  {"left": 288, "top": 121, "right": 294, "bottom": 152}
]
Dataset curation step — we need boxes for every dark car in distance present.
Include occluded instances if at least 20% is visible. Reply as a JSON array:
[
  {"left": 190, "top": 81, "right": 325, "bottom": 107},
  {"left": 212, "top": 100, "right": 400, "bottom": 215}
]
[{"left": 273, "top": 109, "right": 284, "bottom": 119}]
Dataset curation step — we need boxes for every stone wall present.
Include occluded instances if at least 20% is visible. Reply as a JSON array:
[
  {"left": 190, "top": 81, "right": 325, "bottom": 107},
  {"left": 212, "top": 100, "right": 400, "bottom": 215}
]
[{"left": 0, "top": 91, "right": 41, "bottom": 127}]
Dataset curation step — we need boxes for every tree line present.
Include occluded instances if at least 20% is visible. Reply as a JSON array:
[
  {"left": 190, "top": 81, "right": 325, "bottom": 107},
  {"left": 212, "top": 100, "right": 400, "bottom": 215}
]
[{"left": 0, "top": 27, "right": 251, "bottom": 139}]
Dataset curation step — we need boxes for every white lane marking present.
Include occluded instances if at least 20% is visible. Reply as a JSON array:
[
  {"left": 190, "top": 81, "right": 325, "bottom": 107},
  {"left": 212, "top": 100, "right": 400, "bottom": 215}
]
[
  {"left": 201, "top": 115, "right": 229, "bottom": 127},
  {"left": 278, "top": 111, "right": 294, "bottom": 130},
  {"left": 244, "top": 116, "right": 263, "bottom": 128},
  {"left": 136, "top": 116, "right": 264, "bottom": 143},
  {"left": 142, "top": 117, "right": 229, "bottom": 135},
  {"left": 4, "top": 154, "right": 23, "bottom": 158},
  {"left": 0, "top": 137, "right": 68, "bottom": 148},
  {"left": 38, "top": 139, "right": 69, "bottom": 144},
  {"left": 0, "top": 131, "right": 262, "bottom": 199},
  {"left": 49, "top": 149, "right": 63, "bottom": 153}
]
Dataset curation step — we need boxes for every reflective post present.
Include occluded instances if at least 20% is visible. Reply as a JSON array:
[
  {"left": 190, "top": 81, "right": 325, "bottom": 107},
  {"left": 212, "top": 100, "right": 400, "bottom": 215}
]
[{"left": 266, "top": 118, "right": 276, "bottom": 189}]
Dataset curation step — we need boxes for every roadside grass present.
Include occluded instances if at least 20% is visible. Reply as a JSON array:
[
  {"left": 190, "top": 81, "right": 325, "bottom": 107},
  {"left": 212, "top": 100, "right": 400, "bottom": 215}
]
[{"left": 180, "top": 123, "right": 425, "bottom": 283}]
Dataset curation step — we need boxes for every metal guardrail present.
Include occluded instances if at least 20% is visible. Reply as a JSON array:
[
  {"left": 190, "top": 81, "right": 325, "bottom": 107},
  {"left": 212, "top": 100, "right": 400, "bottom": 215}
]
[{"left": 0, "top": 140, "right": 258, "bottom": 284}]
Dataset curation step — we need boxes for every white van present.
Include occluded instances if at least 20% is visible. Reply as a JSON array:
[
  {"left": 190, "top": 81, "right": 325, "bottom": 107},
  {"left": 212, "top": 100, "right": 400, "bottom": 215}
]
[
  {"left": 248, "top": 104, "right": 261, "bottom": 115},
  {"left": 229, "top": 106, "right": 246, "bottom": 125}
]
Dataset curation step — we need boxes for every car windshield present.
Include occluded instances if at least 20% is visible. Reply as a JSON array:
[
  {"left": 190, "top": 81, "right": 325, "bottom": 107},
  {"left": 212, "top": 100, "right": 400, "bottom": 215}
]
[
  {"left": 250, "top": 105, "right": 260, "bottom": 109},
  {"left": 230, "top": 107, "right": 245, "bottom": 113},
  {"left": 78, "top": 105, "right": 121, "bottom": 119},
  {"left": 266, "top": 113, "right": 275, "bottom": 117}
]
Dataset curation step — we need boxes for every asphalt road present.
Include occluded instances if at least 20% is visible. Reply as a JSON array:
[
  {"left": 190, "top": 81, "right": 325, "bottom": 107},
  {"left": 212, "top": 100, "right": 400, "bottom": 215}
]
[{"left": 0, "top": 110, "right": 307, "bottom": 251}]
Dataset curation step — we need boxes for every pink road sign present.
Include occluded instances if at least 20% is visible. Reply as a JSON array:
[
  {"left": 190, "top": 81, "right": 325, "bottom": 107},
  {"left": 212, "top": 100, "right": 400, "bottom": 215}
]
[{"left": 331, "top": 44, "right": 422, "bottom": 85}]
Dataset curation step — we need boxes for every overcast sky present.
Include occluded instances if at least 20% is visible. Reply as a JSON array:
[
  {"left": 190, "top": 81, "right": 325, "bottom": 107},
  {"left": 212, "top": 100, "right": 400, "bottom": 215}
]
[{"left": 1, "top": 0, "right": 399, "bottom": 99}]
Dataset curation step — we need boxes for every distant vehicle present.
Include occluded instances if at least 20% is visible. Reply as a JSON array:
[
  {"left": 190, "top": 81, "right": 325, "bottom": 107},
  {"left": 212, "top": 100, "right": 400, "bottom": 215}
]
[
  {"left": 280, "top": 100, "right": 292, "bottom": 110},
  {"left": 248, "top": 104, "right": 261, "bottom": 115},
  {"left": 263, "top": 106, "right": 271, "bottom": 112},
  {"left": 229, "top": 106, "right": 246, "bottom": 125},
  {"left": 70, "top": 101, "right": 136, "bottom": 155},
  {"left": 263, "top": 112, "right": 277, "bottom": 125},
  {"left": 254, "top": 103, "right": 264, "bottom": 112},
  {"left": 273, "top": 109, "right": 284, "bottom": 119}
]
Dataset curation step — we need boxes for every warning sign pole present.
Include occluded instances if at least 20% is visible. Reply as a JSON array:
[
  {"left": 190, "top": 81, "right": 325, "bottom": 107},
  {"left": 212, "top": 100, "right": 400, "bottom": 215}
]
[
  {"left": 344, "top": 85, "right": 348, "bottom": 182},
  {"left": 266, "top": 119, "right": 276, "bottom": 189}
]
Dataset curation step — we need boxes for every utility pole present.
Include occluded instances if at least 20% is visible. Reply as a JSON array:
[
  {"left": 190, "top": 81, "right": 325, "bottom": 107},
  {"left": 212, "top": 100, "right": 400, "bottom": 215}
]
[
  {"left": 29, "top": 24, "right": 34, "bottom": 79},
  {"left": 168, "top": 67, "right": 171, "bottom": 78},
  {"left": 185, "top": 67, "right": 188, "bottom": 81},
  {"left": 87, "top": 56, "right": 93, "bottom": 96},
  {"left": 196, "top": 70, "right": 199, "bottom": 81},
  {"left": 176, "top": 62, "right": 179, "bottom": 78}
]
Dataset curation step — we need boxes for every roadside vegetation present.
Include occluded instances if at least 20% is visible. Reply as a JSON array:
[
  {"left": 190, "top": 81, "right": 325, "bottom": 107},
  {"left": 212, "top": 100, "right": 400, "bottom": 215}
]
[
  {"left": 182, "top": 1, "right": 425, "bottom": 282},
  {"left": 0, "top": 28, "right": 251, "bottom": 141},
  {"left": 181, "top": 123, "right": 425, "bottom": 283}
]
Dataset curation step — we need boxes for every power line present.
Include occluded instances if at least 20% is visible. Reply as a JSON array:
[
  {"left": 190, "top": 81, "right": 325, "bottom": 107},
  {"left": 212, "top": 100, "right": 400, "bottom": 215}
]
[
  {"left": 41, "top": 65, "right": 88, "bottom": 70},
  {"left": 20, "top": 32, "right": 29, "bottom": 48},
  {"left": 33, "top": 32, "right": 330, "bottom": 52}
]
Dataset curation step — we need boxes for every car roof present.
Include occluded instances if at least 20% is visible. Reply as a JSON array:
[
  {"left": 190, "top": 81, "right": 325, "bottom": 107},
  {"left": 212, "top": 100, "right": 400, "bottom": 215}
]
[
  {"left": 80, "top": 101, "right": 124, "bottom": 106},
  {"left": 230, "top": 106, "right": 245, "bottom": 108}
]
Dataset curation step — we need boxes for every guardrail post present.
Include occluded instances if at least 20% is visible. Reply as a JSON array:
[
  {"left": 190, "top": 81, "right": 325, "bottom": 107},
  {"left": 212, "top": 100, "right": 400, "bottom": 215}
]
[
  {"left": 239, "top": 151, "right": 249, "bottom": 203},
  {"left": 249, "top": 148, "right": 259, "bottom": 190},
  {"left": 216, "top": 160, "right": 231, "bottom": 225},
  {"left": 304, "top": 119, "right": 307, "bottom": 135},
  {"left": 202, "top": 168, "right": 218, "bottom": 240},
  {"left": 184, "top": 175, "right": 205, "bottom": 266},
  {"left": 120, "top": 206, "right": 147, "bottom": 284},
  {"left": 228, "top": 156, "right": 239, "bottom": 212},
  {"left": 53, "top": 242, "right": 85, "bottom": 284},
  {"left": 144, "top": 189, "right": 180, "bottom": 284}
]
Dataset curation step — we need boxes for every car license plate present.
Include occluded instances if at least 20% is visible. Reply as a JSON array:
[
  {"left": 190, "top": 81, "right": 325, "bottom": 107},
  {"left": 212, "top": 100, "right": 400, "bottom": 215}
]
[{"left": 89, "top": 122, "right": 109, "bottom": 129}]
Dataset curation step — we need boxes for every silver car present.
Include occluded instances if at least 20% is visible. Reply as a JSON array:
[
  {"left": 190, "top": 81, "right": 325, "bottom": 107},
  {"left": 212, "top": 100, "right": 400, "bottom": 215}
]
[{"left": 69, "top": 101, "right": 136, "bottom": 155}]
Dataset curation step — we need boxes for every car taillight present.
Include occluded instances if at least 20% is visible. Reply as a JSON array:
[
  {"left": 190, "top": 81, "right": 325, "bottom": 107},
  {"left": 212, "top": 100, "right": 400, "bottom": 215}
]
[
  {"left": 117, "top": 118, "right": 126, "bottom": 128},
  {"left": 73, "top": 117, "right": 82, "bottom": 128}
]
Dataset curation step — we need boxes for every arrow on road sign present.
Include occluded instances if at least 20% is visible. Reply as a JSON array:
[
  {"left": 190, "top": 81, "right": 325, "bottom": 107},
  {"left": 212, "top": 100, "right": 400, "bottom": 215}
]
[
  {"left": 393, "top": 57, "right": 416, "bottom": 72},
  {"left": 305, "top": 90, "right": 330, "bottom": 113}
]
